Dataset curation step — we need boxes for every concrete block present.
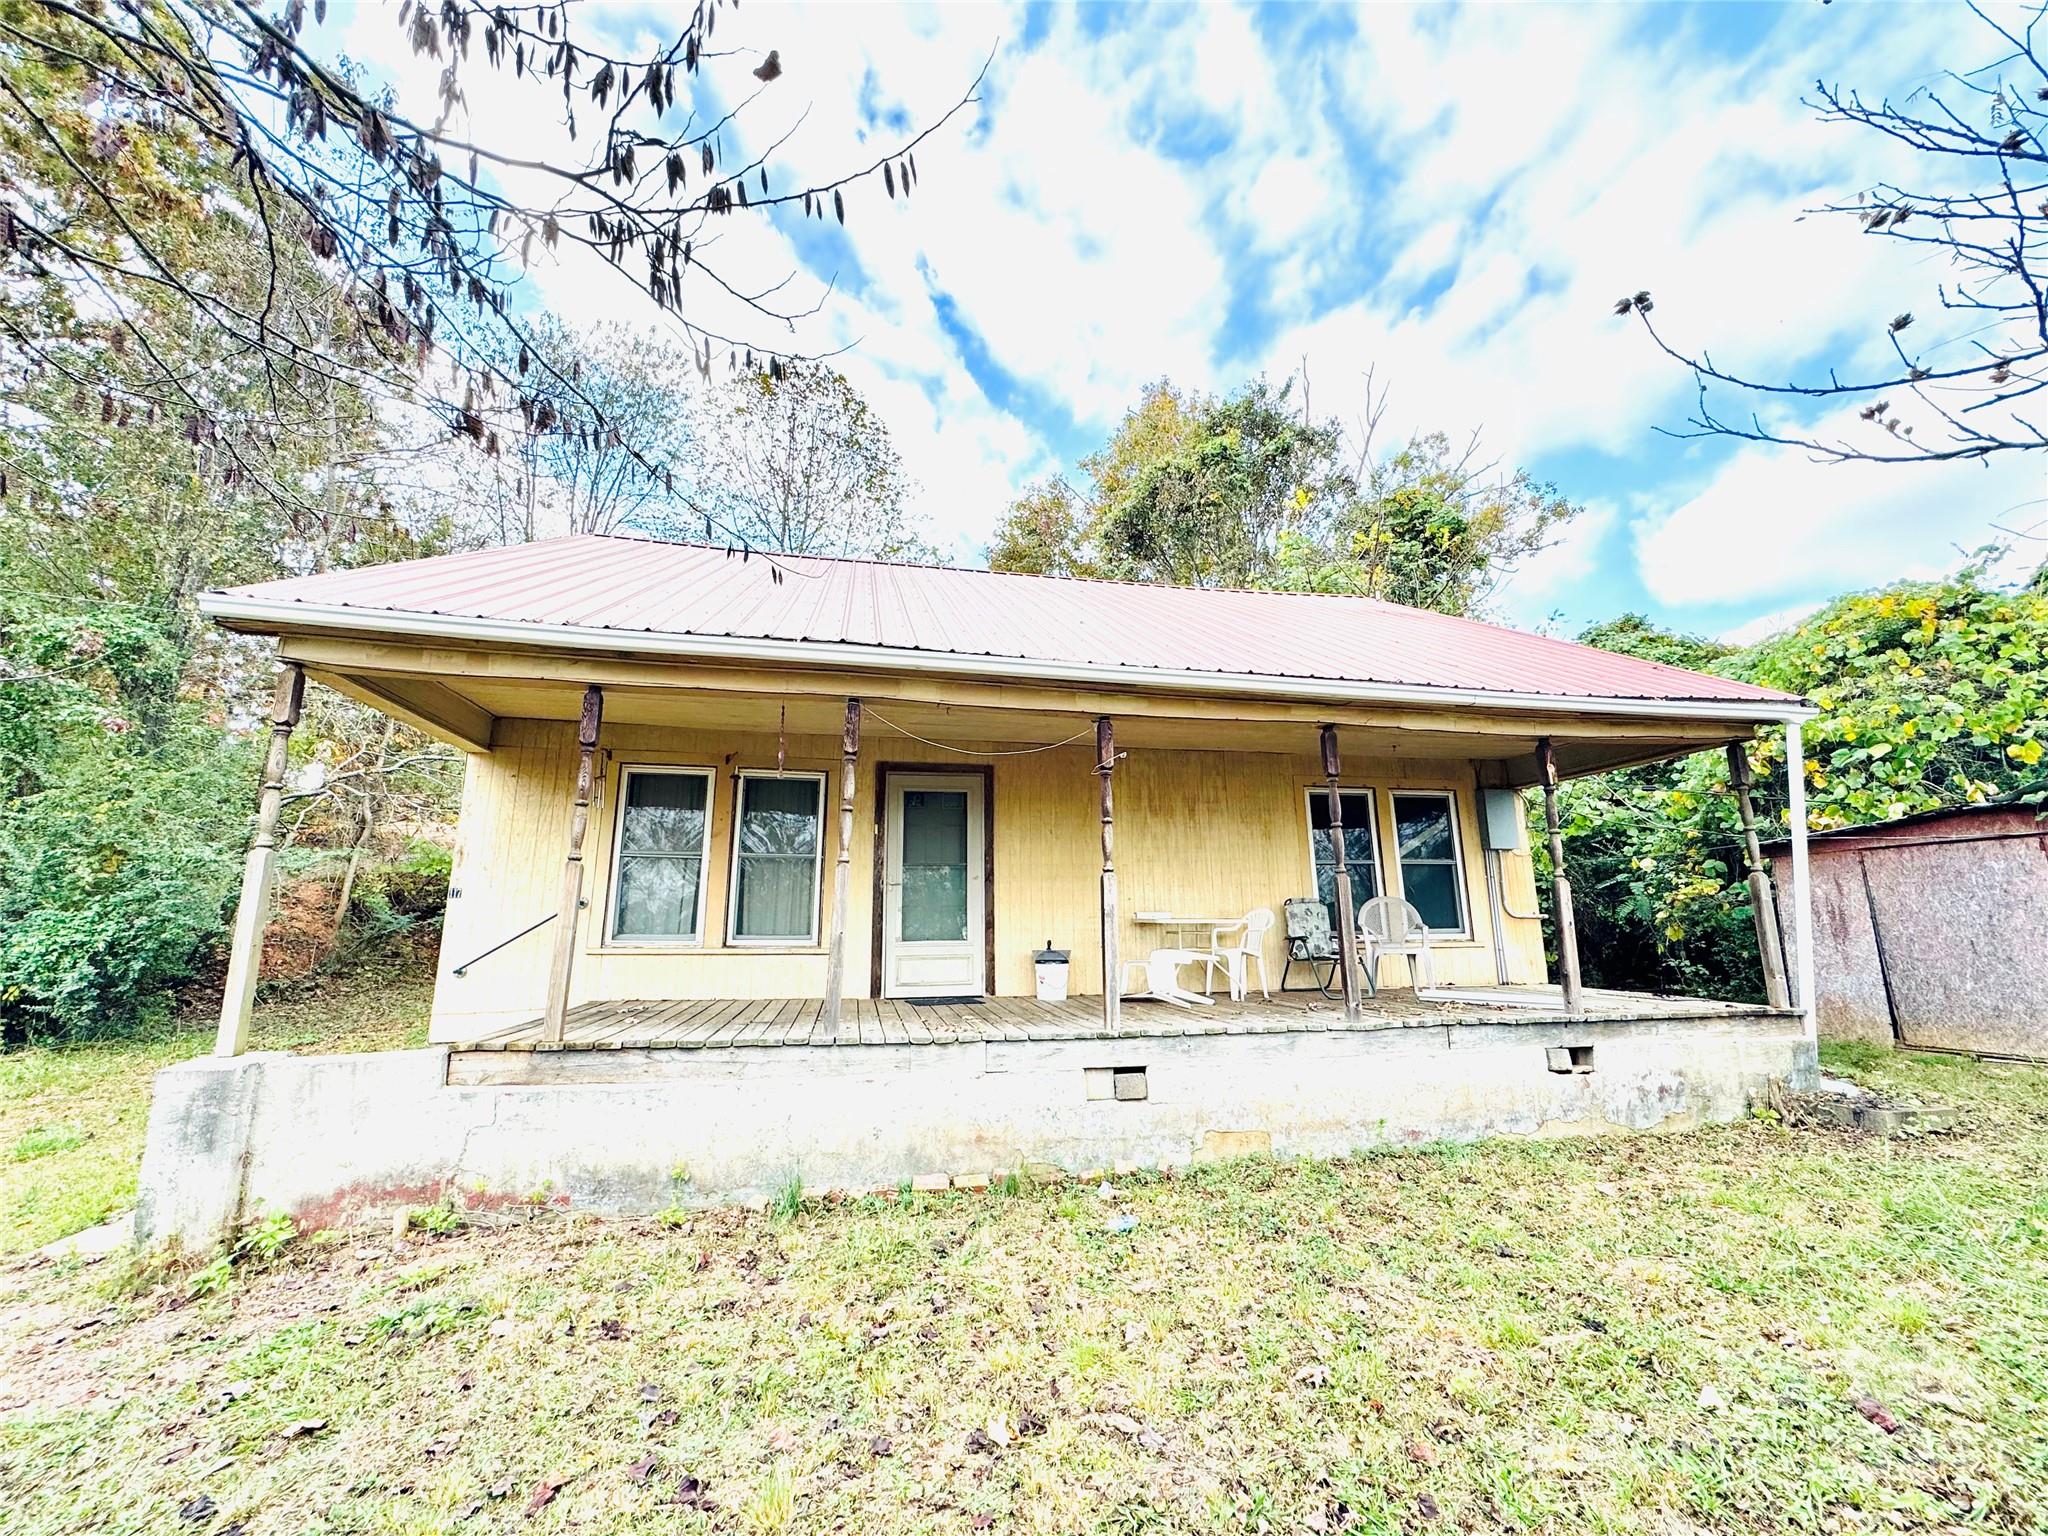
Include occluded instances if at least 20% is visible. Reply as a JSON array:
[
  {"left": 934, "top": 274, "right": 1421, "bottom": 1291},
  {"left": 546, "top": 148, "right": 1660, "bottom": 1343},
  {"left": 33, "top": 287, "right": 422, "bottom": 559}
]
[
  {"left": 1112, "top": 1068, "right": 1149, "bottom": 1102},
  {"left": 911, "top": 1174, "right": 950, "bottom": 1193},
  {"left": 1197, "top": 1129, "right": 1274, "bottom": 1161},
  {"left": 133, "top": 1053, "right": 278, "bottom": 1251},
  {"left": 1546, "top": 1045, "right": 1595, "bottom": 1075},
  {"left": 951, "top": 1171, "right": 990, "bottom": 1191}
]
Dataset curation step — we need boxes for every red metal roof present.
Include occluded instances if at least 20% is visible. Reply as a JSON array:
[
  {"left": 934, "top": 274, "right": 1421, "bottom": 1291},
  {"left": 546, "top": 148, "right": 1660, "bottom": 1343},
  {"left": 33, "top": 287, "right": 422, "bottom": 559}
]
[{"left": 205, "top": 535, "right": 1799, "bottom": 711}]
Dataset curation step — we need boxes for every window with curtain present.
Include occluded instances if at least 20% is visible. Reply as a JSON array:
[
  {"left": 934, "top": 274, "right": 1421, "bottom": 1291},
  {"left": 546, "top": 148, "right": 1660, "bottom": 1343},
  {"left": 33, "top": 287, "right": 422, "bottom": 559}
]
[
  {"left": 1392, "top": 791, "right": 1467, "bottom": 934},
  {"left": 609, "top": 768, "right": 712, "bottom": 942},
  {"left": 729, "top": 773, "right": 825, "bottom": 943},
  {"left": 1307, "top": 789, "right": 1381, "bottom": 931}
]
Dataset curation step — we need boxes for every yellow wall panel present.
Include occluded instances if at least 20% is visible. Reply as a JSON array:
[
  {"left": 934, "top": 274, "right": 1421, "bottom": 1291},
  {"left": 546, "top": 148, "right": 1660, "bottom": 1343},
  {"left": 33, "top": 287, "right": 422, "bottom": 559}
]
[{"left": 428, "top": 719, "right": 1548, "bottom": 1039}]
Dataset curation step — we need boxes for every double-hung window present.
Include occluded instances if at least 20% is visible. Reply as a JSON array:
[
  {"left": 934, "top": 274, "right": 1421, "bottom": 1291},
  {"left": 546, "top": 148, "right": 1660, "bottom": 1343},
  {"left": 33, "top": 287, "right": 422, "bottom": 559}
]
[
  {"left": 1306, "top": 788, "right": 1382, "bottom": 931},
  {"left": 1391, "top": 791, "right": 1468, "bottom": 936},
  {"left": 609, "top": 767, "right": 713, "bottom": 944},
  {"left": 729, "top": 772, "right": 826, "bottom": 944}
]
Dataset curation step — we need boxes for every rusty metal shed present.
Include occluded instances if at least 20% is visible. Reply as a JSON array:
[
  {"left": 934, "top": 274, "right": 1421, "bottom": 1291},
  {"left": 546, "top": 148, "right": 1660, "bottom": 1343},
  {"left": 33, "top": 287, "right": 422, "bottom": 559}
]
[{"left": 1765, "top": 800, "right": 2048, "bottom": 1061}]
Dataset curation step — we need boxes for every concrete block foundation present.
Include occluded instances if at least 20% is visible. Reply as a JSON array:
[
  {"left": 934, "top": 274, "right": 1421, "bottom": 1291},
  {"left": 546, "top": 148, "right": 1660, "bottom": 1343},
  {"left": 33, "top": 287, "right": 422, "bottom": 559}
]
[{"left": 135, "top": 1016, "right": 1816, "bottom": 1250}]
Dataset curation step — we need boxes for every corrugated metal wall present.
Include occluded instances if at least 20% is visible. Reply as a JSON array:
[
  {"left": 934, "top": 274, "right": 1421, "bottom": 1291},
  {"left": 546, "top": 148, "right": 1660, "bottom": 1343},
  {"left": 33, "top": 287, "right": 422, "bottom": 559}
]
[{"left": 1778, "top": 807, "right": 2048, "bottom": 1060}]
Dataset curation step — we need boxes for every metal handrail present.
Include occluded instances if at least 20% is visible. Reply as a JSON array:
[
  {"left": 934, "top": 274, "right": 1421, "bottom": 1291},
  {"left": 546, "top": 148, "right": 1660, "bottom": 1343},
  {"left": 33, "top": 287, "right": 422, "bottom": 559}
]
[{"left": 450, "top": 912, "right": 555, "bottom": 977}]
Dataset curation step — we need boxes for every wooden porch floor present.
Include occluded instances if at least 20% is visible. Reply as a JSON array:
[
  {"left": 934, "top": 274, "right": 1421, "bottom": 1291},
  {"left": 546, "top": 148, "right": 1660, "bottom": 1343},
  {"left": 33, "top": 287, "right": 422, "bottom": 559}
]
[{"left": 448, "top": 987, "right": 1779, "bottom": 1052}]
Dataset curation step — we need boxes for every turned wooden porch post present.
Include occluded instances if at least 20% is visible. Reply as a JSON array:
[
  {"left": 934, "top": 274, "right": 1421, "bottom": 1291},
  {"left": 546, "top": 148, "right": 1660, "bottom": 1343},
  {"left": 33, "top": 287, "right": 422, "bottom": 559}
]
[
  {"left": 215, "top": 662, "right": 307, "bottom": 1056},
  {"left": 1319, "top": 724, "right": 1364, "bottom": 1021},
  {"left": 1726, "top": 739, "right": 1792, "bottom": 1010},
  {"left": 541, "top": 686, "right": 603, "bottom": 1043},
  {"left": 1097, "top": 717, "right": 1120, "bottom": 1033},
  {"left": 1536, "top": 737, "right": 1585, "bottom": 1018},
  {"left": 821, "top": 698, "right": 862, "bottom": 1030}
]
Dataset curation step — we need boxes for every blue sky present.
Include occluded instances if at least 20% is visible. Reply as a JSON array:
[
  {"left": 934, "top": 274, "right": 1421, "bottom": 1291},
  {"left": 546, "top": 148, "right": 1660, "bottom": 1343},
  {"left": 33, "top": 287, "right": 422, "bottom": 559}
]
[{"left": 358, "top": 1, "right": 2044, "bottom": 644}]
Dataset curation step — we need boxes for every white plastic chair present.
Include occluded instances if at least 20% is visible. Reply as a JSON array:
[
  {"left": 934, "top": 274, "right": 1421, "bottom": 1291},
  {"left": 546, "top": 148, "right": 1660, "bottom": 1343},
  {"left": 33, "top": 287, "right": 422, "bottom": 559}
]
[
  {"left": 1121, "top": 948, "right": 1215, "bottom": 1009},
  {"left": 1358, "top": 897, "right": 1434, "bottom": 993},
  {"left": 1202, "top": 908, "right": 1275, "bottom": 1001}
]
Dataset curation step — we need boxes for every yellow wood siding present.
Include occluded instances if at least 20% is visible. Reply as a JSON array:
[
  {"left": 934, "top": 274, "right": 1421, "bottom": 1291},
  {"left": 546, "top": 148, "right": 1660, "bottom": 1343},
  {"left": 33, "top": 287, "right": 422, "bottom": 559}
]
[{"left": 429, "top": 719, "right": 1547, "bottom": 1038}]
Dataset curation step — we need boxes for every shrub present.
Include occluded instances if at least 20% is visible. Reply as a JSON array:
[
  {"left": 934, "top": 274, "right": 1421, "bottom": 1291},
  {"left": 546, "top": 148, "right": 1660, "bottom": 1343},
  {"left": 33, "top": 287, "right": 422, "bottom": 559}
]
[{"left": 0, "top": 717, "right": 256, "bottom": 1041}]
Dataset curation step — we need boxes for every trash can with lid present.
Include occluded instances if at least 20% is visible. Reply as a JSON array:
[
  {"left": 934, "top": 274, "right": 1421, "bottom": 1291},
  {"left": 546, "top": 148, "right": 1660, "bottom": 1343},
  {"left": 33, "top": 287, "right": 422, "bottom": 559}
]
[{"left": 1034, "top": 941, "right": 1070, "bottom": 1002}]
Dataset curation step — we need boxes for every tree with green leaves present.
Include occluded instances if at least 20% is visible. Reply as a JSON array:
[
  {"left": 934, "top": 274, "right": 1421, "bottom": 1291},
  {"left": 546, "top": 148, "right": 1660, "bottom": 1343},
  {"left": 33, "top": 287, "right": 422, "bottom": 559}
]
[
  {"left": 1560, "top": 566, "right": 2047, "bottom": 1001},
  {"left": 989, "top": 373, "right": 1578, "bottom": 614}
]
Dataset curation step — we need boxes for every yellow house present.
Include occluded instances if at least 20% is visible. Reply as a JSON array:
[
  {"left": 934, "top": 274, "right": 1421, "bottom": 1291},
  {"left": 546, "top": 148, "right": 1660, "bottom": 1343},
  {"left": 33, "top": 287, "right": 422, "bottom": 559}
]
[{"left": 135, "top": 536, "right": 1819, "bottom": 1244}]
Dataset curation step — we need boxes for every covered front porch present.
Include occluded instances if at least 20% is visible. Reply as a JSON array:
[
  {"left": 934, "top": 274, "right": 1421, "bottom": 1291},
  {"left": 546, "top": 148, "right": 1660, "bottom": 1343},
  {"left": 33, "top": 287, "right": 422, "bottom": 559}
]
[{"left": 205, "top": 643, "right": 1814, "bottom": 1057}]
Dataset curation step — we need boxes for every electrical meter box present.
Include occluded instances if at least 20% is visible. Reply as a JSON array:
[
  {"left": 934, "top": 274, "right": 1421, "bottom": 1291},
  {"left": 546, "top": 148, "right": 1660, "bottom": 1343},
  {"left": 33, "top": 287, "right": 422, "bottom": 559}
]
[{"left": 1482, "top": 788, "right": 1526, "bottom": 852}]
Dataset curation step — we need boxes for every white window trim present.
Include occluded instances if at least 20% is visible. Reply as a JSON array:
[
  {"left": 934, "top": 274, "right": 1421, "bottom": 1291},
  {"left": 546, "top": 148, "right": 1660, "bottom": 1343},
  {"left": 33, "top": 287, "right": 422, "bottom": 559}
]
[
  {"left": 726, "top": 769, "right": 828, "bottom": 947},
  {"left": 1387, "top": 789, "right": 1472, "bottom": 940},
  {"left": 606, "top": 764, "right": 716, "bottom": 946},
  {"left": 1301, "top": 785, "right": 1384, "bottom": 916}
]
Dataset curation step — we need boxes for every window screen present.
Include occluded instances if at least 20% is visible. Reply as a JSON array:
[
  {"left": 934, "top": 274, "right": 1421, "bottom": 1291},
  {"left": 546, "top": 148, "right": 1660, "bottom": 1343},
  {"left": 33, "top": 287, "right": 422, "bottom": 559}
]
[
  {"left": 731, "top": 774, "right": 824, "bottom": 942},
  {"left": 1307, "top": 789, "right": 1381, "bottom": 930},
  {"left": 1392, "top": 792, "right": 1466, "bottom": 934},
  {"left": 611, "top": 769, "right": 710, "bottom": 941}
]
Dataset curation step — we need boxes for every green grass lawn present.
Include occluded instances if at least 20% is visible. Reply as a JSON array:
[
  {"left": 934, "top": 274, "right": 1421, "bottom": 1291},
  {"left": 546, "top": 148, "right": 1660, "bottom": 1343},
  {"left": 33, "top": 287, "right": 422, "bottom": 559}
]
[
  {"left": 0, "top": 973, "right": 433, "bottom": 1257},
  {"left": 0, "top": 1030, "right": 2043, "bottom": 1535}
]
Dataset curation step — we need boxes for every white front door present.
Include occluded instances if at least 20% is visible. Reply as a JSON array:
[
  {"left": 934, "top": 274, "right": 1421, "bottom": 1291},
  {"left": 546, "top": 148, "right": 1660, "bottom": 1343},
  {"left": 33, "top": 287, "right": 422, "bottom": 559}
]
[{"left": 882, "top": 773, "right": 986, "bottom": 998}]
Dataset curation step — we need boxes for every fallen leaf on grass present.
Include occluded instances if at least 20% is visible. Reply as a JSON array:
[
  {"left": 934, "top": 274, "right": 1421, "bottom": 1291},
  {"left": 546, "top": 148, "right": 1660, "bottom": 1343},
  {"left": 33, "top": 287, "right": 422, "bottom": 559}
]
[
  {"left": 178, "top": 1495, "right": 216, "bottom": 1523},
  {"left": 638, "top": 1382, "right": 661, "bottom": 1403},
  {"left": 1416, "top": 1493, "right": 1441, "bottom": 1520},
  {"left": 281, "top": 1419, "right": 327, "bottom": 1440},
  {"left": 1856, "top": 1398, "right": 1901, "bottom": 1433},
  {"left": 1295, "top": 1362, "right": 1331, "bottom": 1388},
  {"left": 524, "top": 1473, "right": 572, "bottom": 1515},
  {"left": 1405, "top": 1439, "right": 1438, "bottom": 1466},
  {"left": 869, "top": 1435, "right": 894, "bottom": 1457},
  {"left": 625, "top": 1455, "right": 655, "bottom": 1484},
  {"left": 1697, "top": 1384, "right": 1726, "bottom": 1412}
]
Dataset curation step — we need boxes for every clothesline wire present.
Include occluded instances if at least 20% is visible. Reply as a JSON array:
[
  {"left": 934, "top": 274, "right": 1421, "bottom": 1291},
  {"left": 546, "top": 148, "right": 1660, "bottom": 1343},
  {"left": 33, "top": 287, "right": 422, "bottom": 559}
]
[{"left": 863, "top": 707, "right": 1096, "bottom": 757}]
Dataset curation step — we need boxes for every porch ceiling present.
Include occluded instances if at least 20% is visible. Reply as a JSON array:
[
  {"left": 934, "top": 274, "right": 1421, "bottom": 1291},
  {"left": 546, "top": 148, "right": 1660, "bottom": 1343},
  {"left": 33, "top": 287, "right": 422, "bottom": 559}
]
[{"left": 294, "top": 634, "right": 1756, "bottom": 784}]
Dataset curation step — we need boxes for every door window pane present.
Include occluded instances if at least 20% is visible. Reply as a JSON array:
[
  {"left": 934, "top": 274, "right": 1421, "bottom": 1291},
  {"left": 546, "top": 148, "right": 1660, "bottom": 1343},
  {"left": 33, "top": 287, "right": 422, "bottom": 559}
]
[
  {"left": 732, "top": 775, "right": 823, "bottom": 941},
  {"left": 1308, "top": 789, "right": 1380, "bottom": 930},
  {"left": 611, "top": 770, "right": 709, "bottom": 941},
  {"left": 900, "top": 789, "right": 969, "bottom": 942},
  {"left": 1392, "top": 793, "right": 1466, "bottom": 934}
]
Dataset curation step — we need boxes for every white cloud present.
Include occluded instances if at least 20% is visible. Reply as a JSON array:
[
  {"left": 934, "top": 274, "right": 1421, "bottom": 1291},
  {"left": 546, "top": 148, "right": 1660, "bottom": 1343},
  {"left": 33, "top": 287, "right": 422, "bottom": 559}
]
[
  {"left": 1632, "top": 432, "right": 2045, "bottom": 609},
  {"left": 321, "top": 0, "right": 2033, "bottom": 618},
  {"left": 1499, "top": 499, "right": 1620, "bottom": 624}
]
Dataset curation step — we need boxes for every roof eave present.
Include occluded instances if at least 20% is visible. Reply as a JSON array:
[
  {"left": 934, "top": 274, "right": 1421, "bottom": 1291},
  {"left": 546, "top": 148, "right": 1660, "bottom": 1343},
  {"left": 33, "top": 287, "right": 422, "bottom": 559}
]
[{"left": 198, "top": 592, "right": 1818, "bottom": 725}]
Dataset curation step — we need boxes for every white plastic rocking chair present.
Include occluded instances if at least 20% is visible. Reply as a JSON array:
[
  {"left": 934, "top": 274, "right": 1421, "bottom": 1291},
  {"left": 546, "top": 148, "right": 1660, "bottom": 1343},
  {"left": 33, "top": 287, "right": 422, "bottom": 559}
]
[{"left": 1358, "top": 897, "right": 1436, "bottom": 994}]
